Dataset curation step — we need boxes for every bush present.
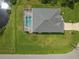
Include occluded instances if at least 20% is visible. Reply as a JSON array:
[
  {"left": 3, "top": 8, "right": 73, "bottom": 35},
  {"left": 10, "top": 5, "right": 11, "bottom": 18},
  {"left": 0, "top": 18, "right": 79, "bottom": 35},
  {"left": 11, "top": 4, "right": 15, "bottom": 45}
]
[
  {"left": 61, "top": 0, "right": 75, "bottom": 9},
  {"left": 10, "top": 0, "right": 17, "bottom": 5},
  {"left": 40, "top": 0, "right": 49, "bottom": 4},
  {"left": 61, "top": 2, "right": 67, "bottom": 7},
  {"left": 68, "top": 0, "right": 75, "bottom": 9},
  {"left": 51, "top": 0, "right": 57, "bottom": 4},
  {"left": 74, "top": 0, "right": 79, "bottom": 2},
  {"left": 40, "top": 0, "right": 57, "bottom": 4},
  {"left": 7, "top": 10, "right": 11, "bottom": 14},
  {"left": 27, "top": 0, "right": 30, "bottom": 1}
]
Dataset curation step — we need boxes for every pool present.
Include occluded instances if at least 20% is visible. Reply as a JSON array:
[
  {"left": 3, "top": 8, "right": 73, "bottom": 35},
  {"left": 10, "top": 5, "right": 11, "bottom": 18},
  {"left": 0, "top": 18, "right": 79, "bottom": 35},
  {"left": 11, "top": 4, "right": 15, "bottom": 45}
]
[
  {"left": 26, "top": 16, "right": 32, "bottom": 27},
  {"left": 0, "top": 9, "right": 9, "bottom": 28}
]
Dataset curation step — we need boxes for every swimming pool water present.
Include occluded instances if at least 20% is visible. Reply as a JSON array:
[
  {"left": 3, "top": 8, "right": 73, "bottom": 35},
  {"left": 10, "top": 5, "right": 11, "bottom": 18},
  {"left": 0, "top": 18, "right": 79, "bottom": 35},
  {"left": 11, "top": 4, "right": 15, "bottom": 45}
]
[{"left": 26, "top": 16, "right": 32, "bottom": 26}]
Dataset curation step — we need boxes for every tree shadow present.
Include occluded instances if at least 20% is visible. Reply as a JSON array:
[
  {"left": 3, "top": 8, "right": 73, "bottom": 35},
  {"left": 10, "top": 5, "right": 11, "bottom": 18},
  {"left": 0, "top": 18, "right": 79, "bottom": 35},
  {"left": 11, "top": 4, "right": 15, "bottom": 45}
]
[{"left": 0, "top": 27, "right": 6, "bottom": 36}]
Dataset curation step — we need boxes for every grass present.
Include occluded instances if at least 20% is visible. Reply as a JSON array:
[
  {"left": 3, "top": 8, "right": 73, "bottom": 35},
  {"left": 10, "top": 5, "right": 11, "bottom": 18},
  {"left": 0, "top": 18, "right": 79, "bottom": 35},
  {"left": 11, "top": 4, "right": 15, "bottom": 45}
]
[
  {"left": 0, "top": 6, "right": 16, "bottom": 54},
  {"left": 61, "top": 2, "right": 79, "bottom": 23},
  {"left": 17, "top": 0, "right": 79, "bottom": 22},
  {"left": 15, "top": 4, "right": 79, "bottom": 54},
  {"left": 0, "top": 0, "right": 79, "bottom": 54}
]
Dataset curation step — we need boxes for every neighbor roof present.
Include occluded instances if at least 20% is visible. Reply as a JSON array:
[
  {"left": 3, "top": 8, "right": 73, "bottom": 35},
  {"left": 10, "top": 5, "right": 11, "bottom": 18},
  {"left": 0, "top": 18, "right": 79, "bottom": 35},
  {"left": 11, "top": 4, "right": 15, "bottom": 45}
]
[{"left": 32, "top": 8, "right": 64, "bottom": 33}]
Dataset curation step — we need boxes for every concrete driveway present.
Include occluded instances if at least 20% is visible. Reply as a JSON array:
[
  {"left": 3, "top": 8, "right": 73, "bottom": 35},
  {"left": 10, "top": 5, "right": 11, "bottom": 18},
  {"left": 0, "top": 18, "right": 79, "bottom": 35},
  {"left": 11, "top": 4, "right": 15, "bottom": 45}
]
[{"left": 64, "top": 23, "right": 79, "bottom": 31}]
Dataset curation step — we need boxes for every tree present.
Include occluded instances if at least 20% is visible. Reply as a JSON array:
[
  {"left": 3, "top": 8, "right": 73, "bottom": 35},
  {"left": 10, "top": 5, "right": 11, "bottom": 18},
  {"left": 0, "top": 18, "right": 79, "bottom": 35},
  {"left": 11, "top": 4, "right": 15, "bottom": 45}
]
[
  {"left": 61, "top": 0, "right": 68, "bottom": 7},
  {"left": 74, "top": 0, "right": 79, "bottom": 2},
  {"left": 40, "top": 0, "right": 49, "bottom": 4},
  {"left": 10, "top": 0, "right": 17, "bottom": 5},
  {"left": 67, "top": 0, "right": 75, "bottom": 9},
  {"left": 50, "top": 0, "right": 57, "bottom": 4},
  {"left": 40, "top": 0, "right": 58, "bottom": 4},
  {"left": 61, "top": 0, "right": 75, "bottom": 9},
  {"left": 27, "top": 0, "right": 30, "bottom": 1}
]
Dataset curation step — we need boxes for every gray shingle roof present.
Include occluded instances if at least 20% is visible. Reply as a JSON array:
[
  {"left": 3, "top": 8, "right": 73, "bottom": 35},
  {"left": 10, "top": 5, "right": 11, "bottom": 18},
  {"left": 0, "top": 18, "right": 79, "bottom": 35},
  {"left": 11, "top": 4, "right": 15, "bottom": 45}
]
[{"left": 32, "top": 8, "right": 64, "bottom": 33}]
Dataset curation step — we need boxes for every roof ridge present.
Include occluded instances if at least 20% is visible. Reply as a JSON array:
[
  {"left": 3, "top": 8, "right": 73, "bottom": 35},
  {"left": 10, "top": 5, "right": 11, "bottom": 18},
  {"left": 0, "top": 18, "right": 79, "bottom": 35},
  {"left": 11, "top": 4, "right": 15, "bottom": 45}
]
[{"left": 34, "top": 10, "right": 58, "bottom": 32}]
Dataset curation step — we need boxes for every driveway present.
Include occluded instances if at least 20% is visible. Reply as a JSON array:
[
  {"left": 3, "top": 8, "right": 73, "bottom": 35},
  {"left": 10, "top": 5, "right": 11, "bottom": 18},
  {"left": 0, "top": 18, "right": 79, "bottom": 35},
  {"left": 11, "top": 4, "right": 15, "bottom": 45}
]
[{"left": 64, "top": 23, "right": 79, "bottom": 31}]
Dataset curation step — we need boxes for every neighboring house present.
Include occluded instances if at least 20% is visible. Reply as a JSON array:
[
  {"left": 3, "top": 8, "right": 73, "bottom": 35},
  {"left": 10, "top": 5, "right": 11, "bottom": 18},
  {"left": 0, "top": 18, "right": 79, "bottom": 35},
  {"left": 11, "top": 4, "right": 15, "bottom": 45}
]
[{"left": 24, "top": 8, "right": 64, "bottom": 33}]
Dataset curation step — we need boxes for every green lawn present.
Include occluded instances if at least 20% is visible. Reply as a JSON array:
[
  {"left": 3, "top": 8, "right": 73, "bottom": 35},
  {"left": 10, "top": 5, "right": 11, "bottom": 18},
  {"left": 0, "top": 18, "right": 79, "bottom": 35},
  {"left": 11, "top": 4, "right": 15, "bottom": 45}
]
[
  {"left": 15, "top": 4, "right": 79, "bottom": 54},
  {"left": 0, "top": 6, "right": 16, "bottom": 54},
  {"left": 61, "top": 2, "right": 79, "bottom": 22},
  {"left": 0, "top": 0, "right": 79, "bottom": 54},
  {"left": 19, "top": 0, "right": 79, "bottom": 23}
]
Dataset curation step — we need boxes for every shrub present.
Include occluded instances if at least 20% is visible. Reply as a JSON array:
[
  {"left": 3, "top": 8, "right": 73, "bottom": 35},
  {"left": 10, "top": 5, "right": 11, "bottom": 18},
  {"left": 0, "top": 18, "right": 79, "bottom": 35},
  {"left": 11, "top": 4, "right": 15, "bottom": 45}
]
[
  {"left": 40, "top": 0, "right": 49, "bottom": 4},
  {"left": 68, "top": 0, "right": 75, "bottom": 9},
  {"left": 10, "top": 0, "right": 17, "bottom": 5}
]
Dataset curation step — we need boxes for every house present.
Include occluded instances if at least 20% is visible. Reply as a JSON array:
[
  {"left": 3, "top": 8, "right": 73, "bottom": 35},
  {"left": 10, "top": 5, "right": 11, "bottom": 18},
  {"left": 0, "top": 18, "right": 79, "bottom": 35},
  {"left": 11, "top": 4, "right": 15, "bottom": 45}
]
[{"left": 24, "top": 8, "right": 64, "bottom": 33}]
